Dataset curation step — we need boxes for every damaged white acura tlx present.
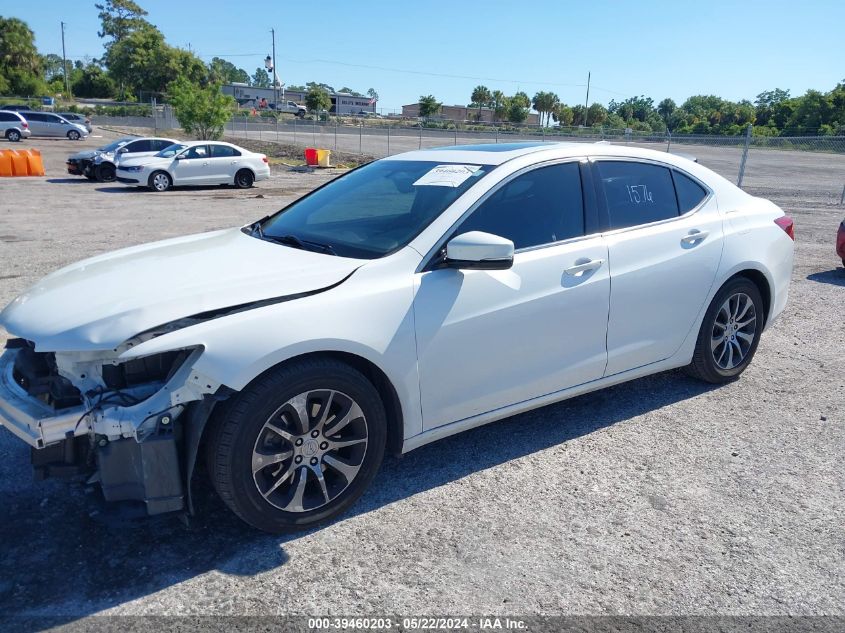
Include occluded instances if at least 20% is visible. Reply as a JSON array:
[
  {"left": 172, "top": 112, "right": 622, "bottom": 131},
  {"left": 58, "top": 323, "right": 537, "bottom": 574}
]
[{"left": 0, "top": 143, "right": 793, "bottom": 532}]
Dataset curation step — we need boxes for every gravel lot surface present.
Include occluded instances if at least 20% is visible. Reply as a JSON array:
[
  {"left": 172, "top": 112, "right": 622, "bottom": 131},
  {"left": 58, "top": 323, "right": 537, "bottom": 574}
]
[{"left": 0, "top": 131, "right": 842, "bottom": 624}]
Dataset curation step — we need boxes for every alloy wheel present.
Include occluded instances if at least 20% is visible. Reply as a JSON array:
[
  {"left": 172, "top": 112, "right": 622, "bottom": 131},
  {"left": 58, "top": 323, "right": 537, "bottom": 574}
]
[
  {"left": 252, "top": 389, "right": 369, "bottom": 513},
  {"left": 711, "top": 292, "right": 757, "bottom": 370}
]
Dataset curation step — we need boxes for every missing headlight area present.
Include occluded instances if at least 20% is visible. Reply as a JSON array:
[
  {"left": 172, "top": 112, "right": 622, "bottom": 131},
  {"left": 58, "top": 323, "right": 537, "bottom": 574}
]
[{"left": 2, "top": 339, "right": 224, "bottom": 515}]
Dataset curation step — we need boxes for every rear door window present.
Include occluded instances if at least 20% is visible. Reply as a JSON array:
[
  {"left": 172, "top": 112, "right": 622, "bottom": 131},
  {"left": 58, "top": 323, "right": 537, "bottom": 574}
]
[
  {"left": 596, "top": 161, "right": 679, "bottom": 230},
  {"left": 0, "top": 112, "right": 16, "bottom": 122},
  {"left": 210, "top": 144, "right": 241, "bottom": 157},
  {"left": 126, "top": 140, "right": 151, "bottom": 153},
  {"left": 25, "top": 112, "right": 49, "bottom": 122}
]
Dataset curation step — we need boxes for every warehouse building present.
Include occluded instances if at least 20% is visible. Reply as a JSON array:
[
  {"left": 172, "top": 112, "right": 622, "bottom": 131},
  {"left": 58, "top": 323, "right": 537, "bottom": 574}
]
[
  {"left": 402, "top": 103, "right": 539, "bottom": 125},
  {"left": 222, "top": 83, "right": 376, "bottom": 115}
]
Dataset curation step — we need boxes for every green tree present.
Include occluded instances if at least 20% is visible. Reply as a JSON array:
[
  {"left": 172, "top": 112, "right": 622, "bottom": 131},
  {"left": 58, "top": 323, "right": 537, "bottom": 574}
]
[
  {"left": 587, "top": 102, "right": 607, "bottom": 126},
  {"left": 507, "top": 99, "right": 528, "bottom": 124},
  {"left": 657, "top": 98, "right": 676, "bottom": 126},
  {"left": 418, "top": 94, "right": 441, "bottom": 118},
  {"left": 532, "top": 91, "right": 559, "bottom": 127},
  {"left": 208, "top": 57, "right": 249, "bottom": 84},
  {"left": 367, "top": 88, "right": 379, "bottom": 103},
  {"left": 512, "top": 91, "right": 531, "bottom": 110},
  {"left": 552, "top": 103, "right": 574, "bottom": 126},
  {"left": 168, "top": 77, "right": 234, "bottom": 139},
  {"left": 305, "top": 85, "right": 331, "bottom": 115},
  {"left": 72, "top": 63, "right": 115, "bottom": 98},
  {"left": 251, "top": 67, "right": 270, "bottom": 88},
  {"left": 490, "top": 90, "right": 506, "bottom": 121},
  {"left": 0, "top": 17, "right": 45, "bottom": 95},
  {"left": 96, "top": 0, "right": 150, "bottom": 48},
  {"left": 471, "top": 85, "right": 492, "bottom": 121}
]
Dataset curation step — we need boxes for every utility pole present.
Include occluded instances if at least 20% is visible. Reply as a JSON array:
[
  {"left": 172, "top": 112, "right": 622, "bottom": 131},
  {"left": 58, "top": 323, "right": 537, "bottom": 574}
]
[
  {"left": 271, "top": 28, "right": 278, "bottom": 108},
  {"left": 61, "top": 21, "right": 70, "bottom": 97},
  {"left": 583, "top": 71, "right": 591, "bottom": 126}
]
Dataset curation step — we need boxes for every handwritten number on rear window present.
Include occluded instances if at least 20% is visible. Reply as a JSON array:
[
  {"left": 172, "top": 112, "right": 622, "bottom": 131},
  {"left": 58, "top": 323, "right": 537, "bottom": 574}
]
[{"left": 627, "top": 184, "right": 653, "bottom": 204}]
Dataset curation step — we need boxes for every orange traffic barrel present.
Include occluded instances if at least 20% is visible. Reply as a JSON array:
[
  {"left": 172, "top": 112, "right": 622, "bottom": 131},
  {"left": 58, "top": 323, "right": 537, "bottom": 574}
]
[
  {"left": 0, "top": 149, "right": 45, "bottom": 176},
  {"left": 0, "top": 151, "right": 11, "bottom": 176},
  {"left": 9, "top": 150, "right": 28, "bottom": 176},
  {"left": 304, "top": 147, "right": 318, "bottom": 166},
  {"left": 24, "top": 149, "right": 45, "bottom": 176}
]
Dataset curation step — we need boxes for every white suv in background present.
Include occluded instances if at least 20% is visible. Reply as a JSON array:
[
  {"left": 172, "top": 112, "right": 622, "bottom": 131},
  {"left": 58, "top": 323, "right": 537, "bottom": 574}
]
[
  {"left": 0, "top": 111, "right": 31, "bottom": 142},
  {"left": 116, "top": 140, "right": 270, "bottom": 191}
]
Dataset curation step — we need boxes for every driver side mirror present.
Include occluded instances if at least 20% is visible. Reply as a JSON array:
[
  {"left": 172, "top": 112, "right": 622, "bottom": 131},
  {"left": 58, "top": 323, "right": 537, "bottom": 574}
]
[
  {"left": 117, "top": 147, "right": 128, "bottom": 154},
  {"left": 442, "top": 231, "right": 514, "bottom": 270},
  {"left": 175, "top": 153, "right": 185, "bottom": 159}
]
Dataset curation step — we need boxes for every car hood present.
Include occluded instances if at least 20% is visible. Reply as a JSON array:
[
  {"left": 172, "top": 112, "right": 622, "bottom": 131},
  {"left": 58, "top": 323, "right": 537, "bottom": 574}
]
[
  {"left": 0, "top": 228, "right": 363, "bottom": 352},
  {"left": 68, "top": 149, "right": 99, "bottom": 161}
]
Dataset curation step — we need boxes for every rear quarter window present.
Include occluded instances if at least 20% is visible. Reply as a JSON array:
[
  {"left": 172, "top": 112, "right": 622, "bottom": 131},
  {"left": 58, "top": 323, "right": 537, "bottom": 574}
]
[
  {"left": 673, "top": 171, "right": 708, "bottom": 213},
  {"left": 596, "top": 161, "right": 679, "bottom": 230}
]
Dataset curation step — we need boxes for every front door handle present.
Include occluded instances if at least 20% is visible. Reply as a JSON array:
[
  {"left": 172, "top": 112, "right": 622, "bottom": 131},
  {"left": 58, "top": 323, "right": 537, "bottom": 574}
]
[
  {"left": 681, "top": 229, "right": 709, "bottom": 245},
  {"left": 565, "top": 258, "right": 604, "bottom": 275}
]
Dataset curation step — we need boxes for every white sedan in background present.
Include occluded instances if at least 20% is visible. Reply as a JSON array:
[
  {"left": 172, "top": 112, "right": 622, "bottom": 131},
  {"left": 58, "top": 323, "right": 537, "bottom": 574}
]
[
  {"left": 116, "top": 140, "right": 270, "bottom": 191},
  {"left": 0, "top": 142, "right": 794, "bottom": 533}
]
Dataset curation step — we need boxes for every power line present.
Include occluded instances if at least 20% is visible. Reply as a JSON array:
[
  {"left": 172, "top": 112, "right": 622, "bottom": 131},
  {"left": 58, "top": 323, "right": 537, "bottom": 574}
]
[{"left": 192, "top": 52, "right": 628, "bottom": 96}]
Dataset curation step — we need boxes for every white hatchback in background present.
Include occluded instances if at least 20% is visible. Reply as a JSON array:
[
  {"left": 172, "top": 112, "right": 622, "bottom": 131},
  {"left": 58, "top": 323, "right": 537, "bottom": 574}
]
[
  {"left": 0, "top": 142, "right": 795, "bottom": 533},
  {"left": 116, "top": 141, "right": 270, "bottom": 191}
]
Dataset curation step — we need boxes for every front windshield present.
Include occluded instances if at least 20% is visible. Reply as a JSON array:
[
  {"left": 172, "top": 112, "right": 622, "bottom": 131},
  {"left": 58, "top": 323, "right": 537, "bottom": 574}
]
[
  {"left": 97, "top": 138, "right": 132, "bottom": 153},
  {"left": 156, "top": 143, "right": 187, "bottom": 158},
  {"left": 259, "top": 160, "right": 493, "bottom": 258}
]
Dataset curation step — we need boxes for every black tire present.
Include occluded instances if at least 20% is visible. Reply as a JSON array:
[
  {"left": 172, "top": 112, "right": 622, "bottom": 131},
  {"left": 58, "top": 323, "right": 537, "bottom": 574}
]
[
  {"left": 234, "top": 169, "right": 254, "bottom": 189},
  {"left": 6, "top": 129, "right": 21, "bottom": 142},
  {"left": 84, "top": 172, "right": 97, "bottom": 181},
  {"left": 95, "top": 163, "right": 116, "bottom": 182},
  {"left": 686, "top": 276, "right": 765, "bottom": 384},
  {"left": 148, "top": 170, "right": 172, "bottom": 192},
  {"left": 205, "top": 358, "right": 387, "bottom": 533},
  {"left": 67, "top": 130, "right": 80, "bottom": 141}
]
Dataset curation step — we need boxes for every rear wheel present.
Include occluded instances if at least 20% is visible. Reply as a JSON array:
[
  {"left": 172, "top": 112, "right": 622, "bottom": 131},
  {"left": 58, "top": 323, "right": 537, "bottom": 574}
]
[
  {"left": 205, "top": 358, "right": 386, "bottom": 533},
  {"left": 149, "top": 171, "right": 172, "bottom": 192},
  {"left": 95, "top": 163, "right": 116, "bottom": 182},
  {"left": 234, "top": 169, "right": 254, "bottom": 189},
  {"left": 686, "top": 277, "right": 764, "bottom": 383},
  {"left": 6, "top": 129, "right": 21, "bottom": 142},
  {"left": 67, "top": 130, "right": 80, "bottom": 141}
]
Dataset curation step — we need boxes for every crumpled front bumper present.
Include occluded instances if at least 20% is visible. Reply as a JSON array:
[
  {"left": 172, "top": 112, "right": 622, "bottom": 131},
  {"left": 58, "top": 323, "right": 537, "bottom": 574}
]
[{"left": 0, "top": 349, "right": 89, "bottom": 449}]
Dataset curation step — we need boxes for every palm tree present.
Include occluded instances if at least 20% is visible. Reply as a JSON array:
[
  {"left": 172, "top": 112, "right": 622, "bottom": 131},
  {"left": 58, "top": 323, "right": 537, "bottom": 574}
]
[
  {"left": 491, "top": 90, "right": 505, "bottom": 122},
  {"left": 532, "top": 91, "right": 560, "bottom": 127},
  {"left": 471, "top": 85, "right": 492, "bottom": 122},
  {"left": 418, "top": 95, "right": 441, "bottom": 119}
]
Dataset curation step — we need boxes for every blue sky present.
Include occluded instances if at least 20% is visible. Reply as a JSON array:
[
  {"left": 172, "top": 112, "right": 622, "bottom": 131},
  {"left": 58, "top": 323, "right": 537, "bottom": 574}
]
[{"left": 11, "top": 0, "right": 845, "bottom": 113}]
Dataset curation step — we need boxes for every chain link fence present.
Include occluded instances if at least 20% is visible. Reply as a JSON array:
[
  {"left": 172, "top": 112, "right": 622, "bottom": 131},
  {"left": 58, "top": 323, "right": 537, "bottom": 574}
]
[{"left": 98, "top": 112, "right": 845, "bottom": 203}]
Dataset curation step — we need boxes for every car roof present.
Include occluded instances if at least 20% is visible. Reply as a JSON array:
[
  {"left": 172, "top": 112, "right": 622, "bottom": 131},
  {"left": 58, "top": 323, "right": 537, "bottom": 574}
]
[
  {"left": 388, "top": 141, "right": 703, "bottom": 170},
  {"left": 0, "top": 110, "right": 26, "bottom": 119}
]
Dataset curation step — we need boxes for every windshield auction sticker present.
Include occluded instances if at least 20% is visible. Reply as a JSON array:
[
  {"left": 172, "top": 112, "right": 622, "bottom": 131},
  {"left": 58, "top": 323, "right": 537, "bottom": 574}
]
[{"left": 413, "top": 164, "right": 482, "bottom": 187}]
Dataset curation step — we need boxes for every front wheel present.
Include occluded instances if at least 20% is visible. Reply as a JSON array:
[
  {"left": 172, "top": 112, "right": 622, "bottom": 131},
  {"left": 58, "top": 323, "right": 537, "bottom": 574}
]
[
  {"left": 686, "top": 277, "right": 765, "bottom": 383},
  {"left": 234, "top": 169, "right": 254, "bottom": 189},
  {"left": 67, "top": 130, "right": 81, "bottom": 141},
  {"left": 205, "top": 358, "right": 387, "bottom": 533},
  {"left": 148, "top": 170, "right": 172, "bottom": 192},
  {"left": 95, "top": 163, "right": 116, "bottom": 182},
  {"left": 6, "top": 129, "right": 21, "bottom": 142}
]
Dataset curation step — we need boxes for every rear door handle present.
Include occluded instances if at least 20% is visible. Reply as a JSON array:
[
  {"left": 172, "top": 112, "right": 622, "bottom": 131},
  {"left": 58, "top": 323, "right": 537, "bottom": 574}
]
[
  {"left": 681, "top": 229, "right": 709, "bottom": 245},
  {"left": 565, "top": 258, "right": 604, "bottom": 275}
]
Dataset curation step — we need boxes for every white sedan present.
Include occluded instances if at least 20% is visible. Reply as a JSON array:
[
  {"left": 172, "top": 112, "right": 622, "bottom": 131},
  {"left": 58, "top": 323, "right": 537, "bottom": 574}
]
[
  {"left": 116, "top": 140, "right": 270, "bottom": 191},
  {"left": 0, "top": 142, "right": 794, "bottom": 533}
]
